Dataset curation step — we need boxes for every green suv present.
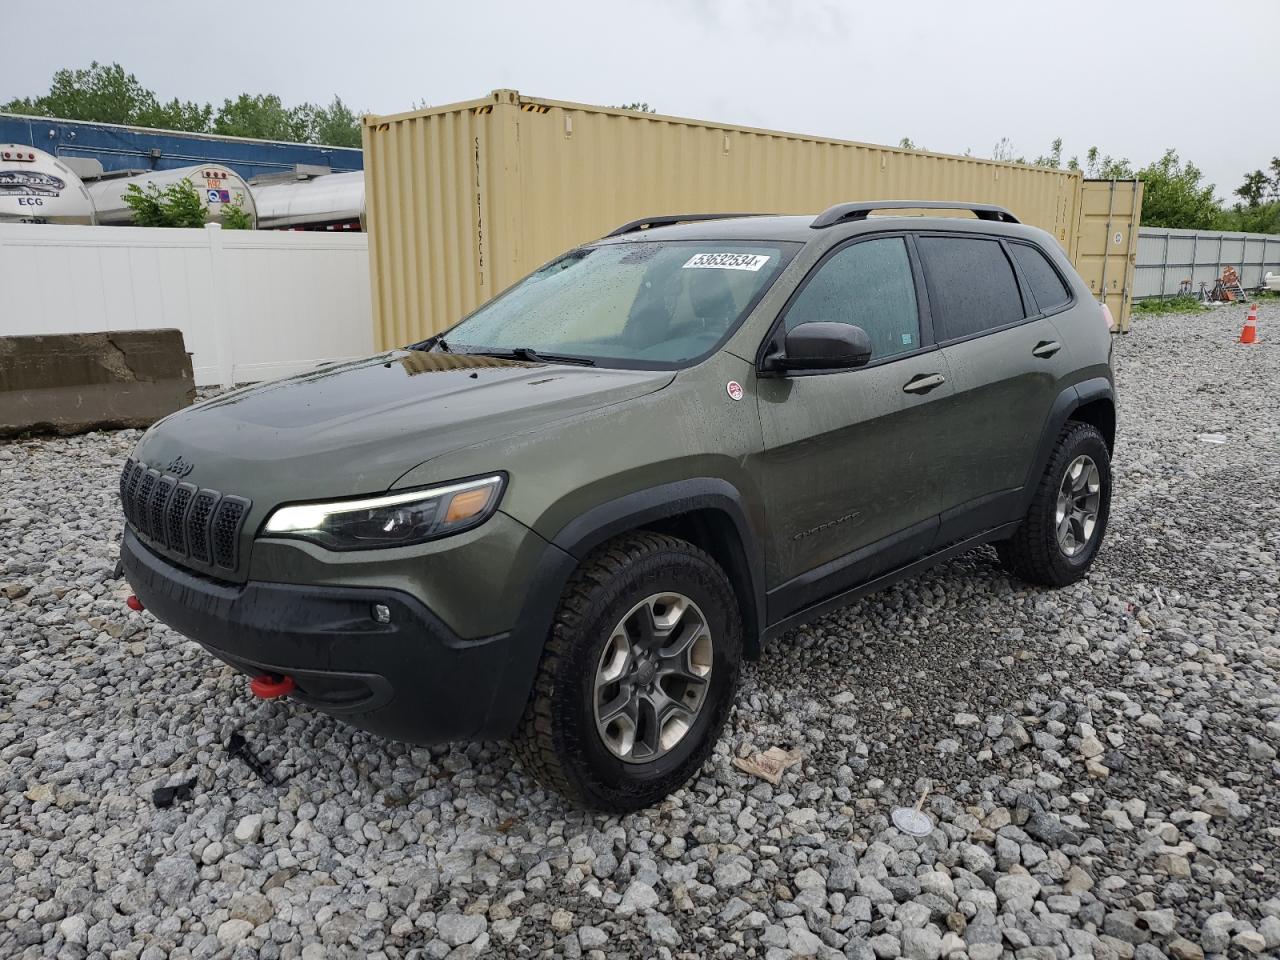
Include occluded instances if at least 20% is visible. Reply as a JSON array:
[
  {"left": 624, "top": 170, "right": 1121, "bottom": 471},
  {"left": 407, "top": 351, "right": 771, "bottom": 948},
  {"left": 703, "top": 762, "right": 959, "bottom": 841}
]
[{"left": 119, "top": 200, "right": 1115, "bottom": 810}]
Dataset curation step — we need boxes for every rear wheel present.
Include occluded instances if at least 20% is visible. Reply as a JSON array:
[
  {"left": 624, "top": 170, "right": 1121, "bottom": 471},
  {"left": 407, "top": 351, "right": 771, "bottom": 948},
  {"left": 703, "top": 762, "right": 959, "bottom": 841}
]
[
  {"left": 513, "top": 532, "right": 741, "bottom": 811},
  {"left": 997, "top": 421, "right": 1111, "bottom": 587}
]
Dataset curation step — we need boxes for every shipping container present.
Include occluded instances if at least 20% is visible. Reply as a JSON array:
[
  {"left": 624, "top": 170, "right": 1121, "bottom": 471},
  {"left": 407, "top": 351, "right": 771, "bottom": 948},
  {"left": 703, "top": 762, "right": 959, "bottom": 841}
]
[
  {"left": 87, "top": 164, "right": 257, "bottom": 227},
  {"left": 1069, "top": 179, "right": 1143, "bottom": 330},
  {"left": 363, "top": 89, "right": 1141, "bottom": 346}
]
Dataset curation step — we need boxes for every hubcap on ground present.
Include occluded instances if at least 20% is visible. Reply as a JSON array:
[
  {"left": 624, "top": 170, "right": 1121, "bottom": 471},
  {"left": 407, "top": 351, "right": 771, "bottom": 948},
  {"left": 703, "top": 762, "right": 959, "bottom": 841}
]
[
  {"left": 1056, "top": 454, "right": 1101, "bottom": 557},
  {"left": 593, "top": 592, "right": 713, "bottom": 764}
]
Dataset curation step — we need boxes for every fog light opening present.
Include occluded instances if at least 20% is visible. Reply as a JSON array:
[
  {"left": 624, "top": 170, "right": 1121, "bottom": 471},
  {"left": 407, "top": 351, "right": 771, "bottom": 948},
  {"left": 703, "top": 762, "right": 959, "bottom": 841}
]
[{"left": 372, "top": 603, "right": 392, "bottom": 624}]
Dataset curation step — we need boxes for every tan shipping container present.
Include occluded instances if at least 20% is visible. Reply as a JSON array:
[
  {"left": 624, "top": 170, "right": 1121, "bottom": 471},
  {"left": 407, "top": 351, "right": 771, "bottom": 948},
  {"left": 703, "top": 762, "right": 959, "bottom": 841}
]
[
  {"left": 1070, "top": 179, "right": 1144, "bottom": 332},
  {"left": 363, "top": 89, "right": 1139, "bottom": 347}
]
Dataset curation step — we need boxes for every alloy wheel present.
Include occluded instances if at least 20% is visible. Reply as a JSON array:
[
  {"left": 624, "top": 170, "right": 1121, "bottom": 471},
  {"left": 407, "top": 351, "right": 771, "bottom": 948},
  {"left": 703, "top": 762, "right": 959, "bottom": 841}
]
[
  {"left": 1055, "top": 454, "right": 1101, "bottom": 557},
  {"left": 592, "top": 592, "right": 713, "bottom": 763}
]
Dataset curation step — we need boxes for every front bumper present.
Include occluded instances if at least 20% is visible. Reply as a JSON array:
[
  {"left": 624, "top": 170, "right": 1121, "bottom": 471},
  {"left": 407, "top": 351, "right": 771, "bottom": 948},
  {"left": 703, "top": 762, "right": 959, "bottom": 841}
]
[{"left": 120, "top": 528, "right": 567, "bottom": 743}]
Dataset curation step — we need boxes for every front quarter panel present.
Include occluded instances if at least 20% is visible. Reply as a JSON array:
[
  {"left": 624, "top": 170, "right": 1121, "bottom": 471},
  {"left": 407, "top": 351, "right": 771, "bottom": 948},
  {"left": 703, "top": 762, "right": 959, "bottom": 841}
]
[{"left": 393, "top": 350, "right": 768, "bottom": 555}]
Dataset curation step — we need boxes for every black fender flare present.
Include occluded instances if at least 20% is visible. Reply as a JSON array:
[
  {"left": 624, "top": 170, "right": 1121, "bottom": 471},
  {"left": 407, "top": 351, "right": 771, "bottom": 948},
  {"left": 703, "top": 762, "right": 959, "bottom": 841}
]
[
  {"left": 551, "top": 478, "right": 767, "bottom": 651},
  {"left": 480, "top": 478, "right": 767, "bottom": 739},
  {"left": 1020, "top": 377, "right": 1116, "bottom": 513}
]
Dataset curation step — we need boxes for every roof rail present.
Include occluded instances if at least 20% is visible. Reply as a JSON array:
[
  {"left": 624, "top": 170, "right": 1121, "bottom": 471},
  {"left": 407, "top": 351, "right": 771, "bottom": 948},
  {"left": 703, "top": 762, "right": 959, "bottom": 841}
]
[
  {"left": 811, "top": 200, "right": 1020, "bottom": 229},
  {"left": 605, "top": 212, "right": 772, "bottom": 238}
]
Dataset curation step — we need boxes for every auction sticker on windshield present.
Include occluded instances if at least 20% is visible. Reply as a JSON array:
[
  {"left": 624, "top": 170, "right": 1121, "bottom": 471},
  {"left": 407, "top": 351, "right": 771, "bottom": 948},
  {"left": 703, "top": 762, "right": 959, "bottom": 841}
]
[{"left": 683, "top": 253, "right": 771, "bottom": 271}]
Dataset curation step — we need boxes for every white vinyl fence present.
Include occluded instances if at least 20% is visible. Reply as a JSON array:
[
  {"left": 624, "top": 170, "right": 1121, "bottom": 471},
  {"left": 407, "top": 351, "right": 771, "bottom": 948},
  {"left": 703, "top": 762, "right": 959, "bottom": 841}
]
[
  {"left": 1135, "top": 227, "right": 1280, "bottom": 299},
  {"left": 0, "top": 223, "right": 374, "bottom": 387}
]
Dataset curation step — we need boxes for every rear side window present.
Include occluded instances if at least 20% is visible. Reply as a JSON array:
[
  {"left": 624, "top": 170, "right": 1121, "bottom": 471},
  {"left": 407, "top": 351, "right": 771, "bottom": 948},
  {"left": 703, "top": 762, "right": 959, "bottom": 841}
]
[
  {"left": 1010, "top": 242, "right": 1072, "bottom": 314},
  {"left": 784, "top": 237, "right": 920, "bottom": 362},
  {"left": 917, "top": 236, "right": 1024, "bottom": 340}
]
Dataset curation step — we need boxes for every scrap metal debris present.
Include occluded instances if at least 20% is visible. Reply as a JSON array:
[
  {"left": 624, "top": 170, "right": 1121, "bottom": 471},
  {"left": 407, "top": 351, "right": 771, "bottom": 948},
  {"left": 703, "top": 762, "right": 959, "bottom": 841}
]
[
  {"left": 732, "top": 746, "right": 805, "bottom": 785},
  {"left": 226, "top": 731, "right": 279, "bottom": 786},
  {"left": 152, "top": 777, "right": 196, "bottom": 809}
]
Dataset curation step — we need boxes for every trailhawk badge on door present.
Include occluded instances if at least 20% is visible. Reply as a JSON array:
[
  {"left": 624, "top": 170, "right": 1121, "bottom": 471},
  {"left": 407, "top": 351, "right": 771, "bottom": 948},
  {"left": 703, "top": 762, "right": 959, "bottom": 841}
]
[{"left": 726, "top": 381, "right": 744, "bottom": 401}]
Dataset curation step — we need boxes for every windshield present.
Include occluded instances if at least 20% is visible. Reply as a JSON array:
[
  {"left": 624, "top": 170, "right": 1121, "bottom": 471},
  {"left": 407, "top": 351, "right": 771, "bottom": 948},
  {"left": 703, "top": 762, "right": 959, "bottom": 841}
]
[{"left": 439, "top": 240, "right": 798, "bottom": 368}]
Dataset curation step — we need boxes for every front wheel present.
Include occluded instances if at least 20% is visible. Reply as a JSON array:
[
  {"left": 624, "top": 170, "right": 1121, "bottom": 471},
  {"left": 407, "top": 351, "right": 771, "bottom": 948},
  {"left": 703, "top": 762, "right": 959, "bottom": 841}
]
[
  {"left": 513, "top": 532, "right": 742, "bottom": 811},
  {"left": 997, "top": 421, "right": 1112, "bottom": 587}
]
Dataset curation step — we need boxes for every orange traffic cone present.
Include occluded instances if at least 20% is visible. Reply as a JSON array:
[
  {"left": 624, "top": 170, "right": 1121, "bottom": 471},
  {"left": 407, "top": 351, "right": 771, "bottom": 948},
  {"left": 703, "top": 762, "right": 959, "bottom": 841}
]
[{"left": 1239, "top": 304, "right": 1258, "bottom": 344}]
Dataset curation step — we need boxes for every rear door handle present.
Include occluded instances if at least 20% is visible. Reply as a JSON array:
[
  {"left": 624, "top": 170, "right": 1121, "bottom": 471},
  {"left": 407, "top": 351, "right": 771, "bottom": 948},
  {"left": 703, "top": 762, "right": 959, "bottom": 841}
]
[
  {"left": 1032, "top": 340, "right": 1062, "bottom": 358},
  {"left": 902, "top": 373, "right": 946, "bottom": 394}
]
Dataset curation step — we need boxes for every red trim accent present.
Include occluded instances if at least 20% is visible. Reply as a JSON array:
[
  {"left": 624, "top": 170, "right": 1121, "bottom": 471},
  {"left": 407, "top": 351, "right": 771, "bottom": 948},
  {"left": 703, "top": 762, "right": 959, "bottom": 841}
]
[{"left": 250, "top": 674, "right": 295, "bottom": 699}]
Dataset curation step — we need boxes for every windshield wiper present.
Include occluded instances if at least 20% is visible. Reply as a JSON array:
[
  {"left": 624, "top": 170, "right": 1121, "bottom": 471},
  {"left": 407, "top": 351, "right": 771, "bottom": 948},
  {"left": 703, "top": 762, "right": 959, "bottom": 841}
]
[
  {"left": 407, "top": 335, "right": 450, "bottom": 353},
  {"left": 471, "top": 347, "right": 596, "bottom": 366}
]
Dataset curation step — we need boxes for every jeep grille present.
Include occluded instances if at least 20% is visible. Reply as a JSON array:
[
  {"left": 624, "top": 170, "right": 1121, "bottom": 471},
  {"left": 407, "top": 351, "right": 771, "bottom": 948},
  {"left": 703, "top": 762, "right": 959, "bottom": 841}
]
[{"left": 119, "top": 458, "right": 251, "bottom": 571}]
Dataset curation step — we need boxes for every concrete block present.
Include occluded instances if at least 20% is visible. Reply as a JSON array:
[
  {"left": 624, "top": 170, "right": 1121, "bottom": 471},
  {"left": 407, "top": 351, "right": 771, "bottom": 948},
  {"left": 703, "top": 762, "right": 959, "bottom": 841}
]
[{"left": 0, "top": 329, "right": 194, "bottom": 438}]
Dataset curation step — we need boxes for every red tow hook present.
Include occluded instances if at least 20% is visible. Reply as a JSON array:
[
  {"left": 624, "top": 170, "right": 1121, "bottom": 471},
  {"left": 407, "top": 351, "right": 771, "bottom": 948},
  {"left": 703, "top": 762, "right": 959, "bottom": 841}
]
[
  {"left": 250, "top": 674, "right": 295, "bottom": 699},
  {"left": 126, "top": 595, "right": 145, "bottom": 611}
]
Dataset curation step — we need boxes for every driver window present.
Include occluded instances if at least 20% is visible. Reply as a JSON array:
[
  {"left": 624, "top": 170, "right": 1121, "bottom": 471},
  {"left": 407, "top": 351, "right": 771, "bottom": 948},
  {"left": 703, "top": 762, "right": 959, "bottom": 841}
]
[{"left": 784, "top": 237, "right": 920, "bottom": 362}]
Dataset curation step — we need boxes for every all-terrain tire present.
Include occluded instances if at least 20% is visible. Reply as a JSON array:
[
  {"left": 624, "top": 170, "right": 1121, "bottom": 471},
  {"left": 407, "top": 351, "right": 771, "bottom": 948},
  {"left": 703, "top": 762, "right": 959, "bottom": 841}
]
[
  {"left": 512, "top": 531, "right": 742, "bottom": 811},
  {"left": 997, "top": 420, "right": 1112, "bottom": 587}
]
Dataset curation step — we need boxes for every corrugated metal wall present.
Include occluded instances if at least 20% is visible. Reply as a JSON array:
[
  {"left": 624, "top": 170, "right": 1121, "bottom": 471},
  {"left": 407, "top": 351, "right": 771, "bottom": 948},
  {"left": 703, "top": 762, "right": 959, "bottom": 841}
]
[
  {"left": 364, "top": 89, "right": 1092, "bottom": 348},
  {"left": 1134, "top": 227, "right": 1280, "bottom": 298}
]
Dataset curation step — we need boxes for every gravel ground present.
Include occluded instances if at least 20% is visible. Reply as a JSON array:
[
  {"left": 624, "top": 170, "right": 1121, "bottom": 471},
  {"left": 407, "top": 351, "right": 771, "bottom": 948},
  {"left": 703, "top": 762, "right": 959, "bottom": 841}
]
[{"left": 2, "top": 303, "right": 1278, "bottom": 960}]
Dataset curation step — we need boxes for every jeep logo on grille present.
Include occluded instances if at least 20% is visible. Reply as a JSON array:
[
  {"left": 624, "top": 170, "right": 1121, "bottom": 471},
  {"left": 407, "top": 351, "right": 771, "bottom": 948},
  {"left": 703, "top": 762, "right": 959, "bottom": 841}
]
[{"left": 166, "top": 455, "right": 195, "bottom": 478}]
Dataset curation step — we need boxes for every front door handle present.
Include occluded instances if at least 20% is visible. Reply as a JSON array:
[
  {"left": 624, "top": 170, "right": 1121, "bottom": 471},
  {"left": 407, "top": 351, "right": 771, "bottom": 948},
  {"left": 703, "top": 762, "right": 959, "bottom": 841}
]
[
  {"left": 902, "top": 373, "right": 946, "bottom": 394},
  {"left": 1032, "top": 340, "right": 1062, "bottom": 358}
]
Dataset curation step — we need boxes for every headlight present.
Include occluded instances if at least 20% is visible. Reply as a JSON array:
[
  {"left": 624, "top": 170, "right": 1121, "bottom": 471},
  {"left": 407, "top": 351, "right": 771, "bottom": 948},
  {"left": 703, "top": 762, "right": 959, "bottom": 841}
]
[{"left": 262, "top": 475, "right": 505, "bottom": 551}]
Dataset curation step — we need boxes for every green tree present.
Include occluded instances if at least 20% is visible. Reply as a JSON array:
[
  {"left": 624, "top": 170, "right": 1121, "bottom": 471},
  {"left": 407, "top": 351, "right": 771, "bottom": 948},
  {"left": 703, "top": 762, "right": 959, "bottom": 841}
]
[
  {"left": 1234, "top": 159, "right": 1279, "bottom": 207},
  {"left": 307, "top": 96, "right": 363, "bottom": 148},
  {"left": 213, "top": 93, "right": 311, "bottom": 141},
  {"left": 1032, "top": 138, "right": 1064, "bottom": 169},
  {"left": 2, "top": 61, "right": 211, "bottom": 131},
  {"left": 219, "top": 201, "right": 253, "bottom": 230},
  {"left": 991, "top": 137, "right": 1025, "bottom": 164},
  {"left": 613, "top": 102, "right": 656, "bottom": 113},
  {"left": 1235, "top": 170, "right": 1271, "bottom": 207},
  {"left": 121, "top": 180, "right": 208, "bottom": 228},
  {"left": 1133, "top": 150, "right": 1218, "bottom": 229}
]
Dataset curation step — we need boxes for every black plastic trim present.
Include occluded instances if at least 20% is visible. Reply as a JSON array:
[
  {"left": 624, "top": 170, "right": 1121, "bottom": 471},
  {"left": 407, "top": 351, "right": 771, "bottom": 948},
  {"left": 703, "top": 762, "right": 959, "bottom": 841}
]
[
  {"left": 549, "top": 479, "right": 767, "bottom": 657},
  {"left": 1018, "top": 377, "right": 1115, "bottom": 514},
  {"left": 762, "top": 521, "right": 1021, "bottom": 642},
  {"left": 121, "top": 528, "right": 523, "bottom": 743},
  {"left": 768, "top": 516, "right": 939, "bottom": 623}
]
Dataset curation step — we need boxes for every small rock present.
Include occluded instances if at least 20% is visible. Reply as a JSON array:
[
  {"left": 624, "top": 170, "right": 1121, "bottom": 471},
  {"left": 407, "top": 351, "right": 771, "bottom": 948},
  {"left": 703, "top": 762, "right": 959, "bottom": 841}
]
[
  {"left": 233, "top": 813, "right": 264, "bottom": 844},
  {"left": 58, "top": 916, "right": 88, "bottom": 946},
  {"left": 216, "top": 918, "right": 253, "bottom": 946},
  {"left": 437, "top": 913, "right": 486, "bottom": 947},
  {"left": 579, "top": 925, "right": 608, "bottom": 949}
]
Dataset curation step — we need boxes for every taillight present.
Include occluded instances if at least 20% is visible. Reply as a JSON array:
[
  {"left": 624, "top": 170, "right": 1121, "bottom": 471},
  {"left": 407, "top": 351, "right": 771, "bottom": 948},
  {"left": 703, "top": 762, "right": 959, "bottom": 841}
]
[{"left": 1101, "top": 302, "right": 1115, "bottom": 331}]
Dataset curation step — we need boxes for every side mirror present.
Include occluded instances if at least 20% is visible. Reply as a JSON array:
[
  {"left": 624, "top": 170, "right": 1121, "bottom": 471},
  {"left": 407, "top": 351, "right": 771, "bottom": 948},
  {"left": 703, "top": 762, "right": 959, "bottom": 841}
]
[{"left": 771, "top": 322, "right": 873, "bottom": 373}]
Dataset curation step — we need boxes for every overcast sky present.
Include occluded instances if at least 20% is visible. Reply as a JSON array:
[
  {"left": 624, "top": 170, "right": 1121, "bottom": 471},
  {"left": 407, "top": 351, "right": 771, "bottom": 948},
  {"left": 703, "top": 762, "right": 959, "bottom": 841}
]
[{"left": 4, "top": 0, "right": 1272, "bottom": 200}]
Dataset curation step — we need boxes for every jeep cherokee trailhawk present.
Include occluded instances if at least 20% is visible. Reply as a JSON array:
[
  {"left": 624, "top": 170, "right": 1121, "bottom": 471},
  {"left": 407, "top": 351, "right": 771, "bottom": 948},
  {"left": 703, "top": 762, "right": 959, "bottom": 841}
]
[{"left": 119, "top": 200, "right": 1116, "bottom": 810}]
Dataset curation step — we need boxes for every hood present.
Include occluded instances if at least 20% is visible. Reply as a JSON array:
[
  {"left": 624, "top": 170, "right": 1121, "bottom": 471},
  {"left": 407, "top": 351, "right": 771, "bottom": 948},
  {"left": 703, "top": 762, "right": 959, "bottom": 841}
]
[{"left": 133, "top": 351, "right": 674, "bottom": 500}]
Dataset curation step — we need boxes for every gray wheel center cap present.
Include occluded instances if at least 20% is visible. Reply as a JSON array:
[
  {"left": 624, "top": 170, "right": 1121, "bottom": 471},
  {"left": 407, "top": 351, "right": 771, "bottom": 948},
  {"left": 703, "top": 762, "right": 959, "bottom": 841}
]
[{"left": 635, "top": 661, "right": 657, "bottom": 686}]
